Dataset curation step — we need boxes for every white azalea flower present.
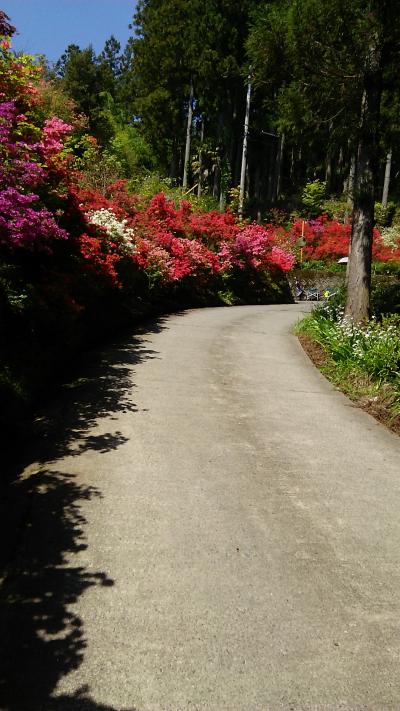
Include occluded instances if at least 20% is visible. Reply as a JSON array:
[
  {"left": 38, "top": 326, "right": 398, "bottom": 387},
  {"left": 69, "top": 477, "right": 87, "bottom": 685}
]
[{"left": 87, "top": 208, "right": 135, "bottom": 249}]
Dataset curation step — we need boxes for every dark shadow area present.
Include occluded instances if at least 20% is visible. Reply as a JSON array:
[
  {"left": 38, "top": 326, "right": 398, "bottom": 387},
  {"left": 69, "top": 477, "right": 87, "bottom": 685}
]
[
  {"left": 1, "top": 313, "right": 175, "bottom": 474},
  {"left": 0, "top": 315, "right": 174, "bottom": 711},
  {"left": 31, "top": 318, "right": 168, "bottom": 465},
  {"left": 0, "top": 468, "right": 136, "bottom": 711},
  {"left": 31, "top": 691, "right": 139, "bottom": 711},
  {"left": 1, "top": 315, "right": 171, "bottom": 567}
]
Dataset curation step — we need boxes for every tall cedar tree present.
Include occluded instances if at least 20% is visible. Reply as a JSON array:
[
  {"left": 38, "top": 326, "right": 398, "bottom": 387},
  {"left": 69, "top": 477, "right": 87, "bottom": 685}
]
[
  {"left": 248, "top": 0, "right": 400, "bottom": 321},
  {"left": 130, "top": 0, "right": 256, "bottom": 181},
  {"left": 54, "top": 44, "right": 118, "bottom": 142}
]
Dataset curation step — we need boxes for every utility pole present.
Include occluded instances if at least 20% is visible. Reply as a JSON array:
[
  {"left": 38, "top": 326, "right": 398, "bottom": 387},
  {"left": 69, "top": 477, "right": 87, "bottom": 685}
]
[
  {"left": 238, "top": 70, "right": 252, "bottom": 221},
  {"left": 183, "top": 79, "right": 194, "bottom": 190}
]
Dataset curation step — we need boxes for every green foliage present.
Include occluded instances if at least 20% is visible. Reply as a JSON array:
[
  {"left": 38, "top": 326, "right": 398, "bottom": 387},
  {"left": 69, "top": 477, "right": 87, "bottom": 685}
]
[
  {"left": 371, "top": 281, "right": 400, "bottom": 316},
  {"left": 128, "top": 172, "right": 176, "bottom": 198},
  {"left": 297, "top": 307, "right": 400, "bottom": 385},
  {"left": 54, "top": 44, "right": 114, "bottom": 141},
  {"left": 217, "top": 288, "right": 237, "bottom": 305},
  {"left": 93, "top": 92, "right": 156, "bottom": 177},
  {"left": 53, "top": 37, "right": 134, "bottom": 147},
  {"left": 297, "top": 259, "right": 344, "bottom": 273},
  {"left": 0, "top": 262, "right": 30, "bottom": 313},
  {"left": 110, "top": 123, "right": 155, "bottom": 176},
  {"left": 36, "top": 80, "right": 88, "bottom": 129},
  {"left": 183, "top": 191, "right": 220, "bottom": 213},
  {"left": 221, "top": 265, "right": 293, "bottom": 305},
  {"left": 301, "top": 180, "right": 326, "bottom": 217},
  {"left": 129, "top": 172, "right": 220, "bottom": 212},
  {"left": 320, "top": 196, "right": 351, "bottom": 222},
  {"left": 372, "top": 260, "right": 400, "bottom": 276},
  {"left": 73, "top": 135, "right": 123, "bottom": 192},
  {"left": 130, "top": 0, "right": 256, "bottom": 175},
  {"left": 374, "top": 201, "right": 396, "bottom": 227},
  {"left": 228, "top": 185, "right": 241, "bottom": 214}
]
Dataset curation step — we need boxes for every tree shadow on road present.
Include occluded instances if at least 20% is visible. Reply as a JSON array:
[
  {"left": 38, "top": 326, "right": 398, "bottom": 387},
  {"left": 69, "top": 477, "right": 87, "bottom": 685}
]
[
  {"left": 0, "top": 316, "right": 171, "bottom": 711},
  {"left": 31, "top": 320, "right": 168, "bottom": 464}
]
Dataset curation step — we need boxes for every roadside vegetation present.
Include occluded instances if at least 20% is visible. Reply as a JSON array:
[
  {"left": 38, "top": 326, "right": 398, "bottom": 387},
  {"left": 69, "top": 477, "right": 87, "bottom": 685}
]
[{"left": 296, "top": 298, "right": 400, "bottom": 434}]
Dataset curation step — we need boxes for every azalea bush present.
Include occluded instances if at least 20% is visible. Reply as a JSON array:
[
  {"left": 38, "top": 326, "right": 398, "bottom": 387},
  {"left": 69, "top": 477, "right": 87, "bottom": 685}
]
[
  {"left": 0, "top": 35, "right": 74, "bottom": 253},
  {"left": 290, "top": 215, "right": 400, "bottom": 264},
  {"left": 71, "top": 186, "right": 295, "bottom": 289},
  {"left": 0, "top": 24, "right": 296, "bottom": 432}
]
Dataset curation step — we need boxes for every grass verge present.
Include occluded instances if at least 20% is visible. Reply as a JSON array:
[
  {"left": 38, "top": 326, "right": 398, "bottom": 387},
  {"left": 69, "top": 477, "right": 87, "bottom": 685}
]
[{"left": 296, "top": 320, "right": 400, "bottom": 437}]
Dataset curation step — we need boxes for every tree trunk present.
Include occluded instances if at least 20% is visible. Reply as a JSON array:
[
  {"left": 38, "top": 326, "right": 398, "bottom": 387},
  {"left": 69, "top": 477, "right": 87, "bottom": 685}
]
[
  {"left": 290, "top": 146, "right": 295, "bottom": 182},
  {"left": 338, "top": 145, "right": 344, "bottom": 188},
  {"left": 271, "top": 133, "right": 285, "bottom": 203},
  {"left": 343, "top": 151, "right": 356, "bottom": 225},
  {"left": 347, "top": 153, "right": 356, "bottom": 205},
  {"left": 276, "top": 133, "right": 285, "bottom": 201},
  {"left": 213, "top": 161, "right": 220, "bottom": 198},
  {"left": 182, "top": 80, "right": 193, "bottom": 189},
  {"left": 229, "top": 91, "right": 238, "bottom": 182},
  {"left": 325, "top": 158, "right": 332, "bottom": 192},
  {"left": 219, "top": 156, "right": 229, "bottom": 213},
  {"left": 239, "top": 73, "right": 251, "bottom": 219},
  {"left": 197, "top": 118, "right": 205, "bottom": 198},
  {"left": 381, "top": 146, "right": 392, "bottom": 208},
  {"left": 325, "top": 122, "right": 333, "bottom": 192},
  {"left": 267, "top": 144, "right": 274, "bottom": 203},
  {"left": 254, "top": 165, "right": 262, "bottom": 221},
  {"left": 345, "top": 66, "right": 382, "bottom": 322},
  {"left": 234, "top": 144, "right": 242, "bottom": 186}
]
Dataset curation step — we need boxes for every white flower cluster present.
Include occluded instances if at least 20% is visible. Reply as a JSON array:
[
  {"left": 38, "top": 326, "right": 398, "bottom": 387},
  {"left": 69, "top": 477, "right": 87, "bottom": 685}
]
[
  {"left": 380, "top": 226, "right": 400, "bottom": 247},
  {"left": 311, "top": 304, "right": 399, "bottom": 383},
  {"left": 88, "top": 208, "right": 135, "bottom": 250},
  {"left": 336, "top": 315, "right": 400, "bottom": 378}
]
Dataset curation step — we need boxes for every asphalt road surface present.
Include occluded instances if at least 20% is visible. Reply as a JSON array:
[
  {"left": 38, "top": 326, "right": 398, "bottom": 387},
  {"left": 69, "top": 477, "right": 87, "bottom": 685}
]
[{"left": 1, "top": 304, "right": 400, "bottom": 711}]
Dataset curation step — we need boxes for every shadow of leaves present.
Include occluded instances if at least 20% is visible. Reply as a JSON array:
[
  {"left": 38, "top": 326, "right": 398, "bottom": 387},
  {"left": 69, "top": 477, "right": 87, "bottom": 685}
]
[
  {"left": 0, "top": 469, "right": 119, "bottom": 709},
  {"left": 33, "top": 328, "right": 163, "bottom": 463},
  {"left": 0, "top": 316, "right": 173, "bottom": 711}
]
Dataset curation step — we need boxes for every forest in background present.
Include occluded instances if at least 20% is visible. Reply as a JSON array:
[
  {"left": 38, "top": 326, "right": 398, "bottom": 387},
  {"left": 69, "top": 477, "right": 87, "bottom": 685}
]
[{"left": 47, "top": 0, "right": 399, "bottom": 220}]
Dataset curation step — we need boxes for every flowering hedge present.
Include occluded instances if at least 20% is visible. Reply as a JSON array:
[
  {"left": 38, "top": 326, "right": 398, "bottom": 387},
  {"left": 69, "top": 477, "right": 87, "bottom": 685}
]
[
  {"left": 0, "top": 29, "right": 295, "bottom": 287},
  {"left": 290, "top": 215, "right": 400, "bottom": 263},
  {"left": 71, "top": 187, "right": 295, "bottom": 289},
  {"left": 0, "top": 27, "right": 296, "bottom": 427}
]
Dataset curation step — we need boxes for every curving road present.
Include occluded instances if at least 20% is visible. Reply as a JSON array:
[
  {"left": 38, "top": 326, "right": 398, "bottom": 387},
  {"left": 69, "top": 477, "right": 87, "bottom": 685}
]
[{"left": 2, "top": 304, "right": 400, "bottom": 711}]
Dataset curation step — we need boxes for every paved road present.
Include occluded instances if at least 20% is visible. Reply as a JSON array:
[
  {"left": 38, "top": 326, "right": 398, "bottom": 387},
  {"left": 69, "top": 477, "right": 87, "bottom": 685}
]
[{"left": 2, "top": 304, "right": 400, "bottom": 711}]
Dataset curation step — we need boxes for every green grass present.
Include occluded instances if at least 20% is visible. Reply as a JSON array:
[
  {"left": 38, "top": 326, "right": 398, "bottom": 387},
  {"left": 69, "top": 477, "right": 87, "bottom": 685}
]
[{"left": 295, "top": 306, "right": 400, "bottom": 433}]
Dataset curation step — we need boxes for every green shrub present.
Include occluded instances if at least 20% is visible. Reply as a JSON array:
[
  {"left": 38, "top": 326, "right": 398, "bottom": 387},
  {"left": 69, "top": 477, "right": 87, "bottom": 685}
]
[
  {"left": 375, "top": 201, "right": 396, "bottom": 227},
  {"left": 371, "top": 281, "right": 400, "bottom": 316},
  {"left": 301, "top": 180, "right": 326, "bottom": 217},
  {"left": 320, "top": 196, "right": 350, "bottom": 222},
  {"left": 372, "top": 260, "right": 400, "bottom": 276},
  {"left": 298, "top": 307, "right": 400, "bottom": 384},
  {"left": 129, "top": 172, "right": 220, "bottom": 213},
  {"left": 297, "top": 259, "right": 344, "bottom": 273}
]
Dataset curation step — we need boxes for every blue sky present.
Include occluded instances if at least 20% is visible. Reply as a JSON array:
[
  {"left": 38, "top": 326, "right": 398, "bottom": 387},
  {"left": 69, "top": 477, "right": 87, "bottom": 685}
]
[{"left": 2, "top": 0, "right": 136, "bottom": 63}]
